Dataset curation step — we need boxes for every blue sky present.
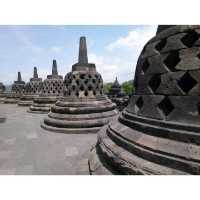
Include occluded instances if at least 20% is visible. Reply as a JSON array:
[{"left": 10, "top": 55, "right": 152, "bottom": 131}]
[{"left": 0, "top": 25, "right": 157, "bottom": 84}]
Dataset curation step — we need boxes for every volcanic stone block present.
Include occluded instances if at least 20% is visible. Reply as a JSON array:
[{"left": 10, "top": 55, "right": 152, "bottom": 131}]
[
  {"left": 89, "top": 25, "right": 200, "bottom": 175},
  {"left": 18, "top": 67, "right": 42, "bottom": 106},
  {"left": 28, "top": 60, "right": 63, "bottom": 114},
  {"left": 41, "top": 36, "right": 118, "bottom": 134}
]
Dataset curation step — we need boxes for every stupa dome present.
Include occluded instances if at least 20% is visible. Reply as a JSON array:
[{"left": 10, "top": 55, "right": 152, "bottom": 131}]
[{"left": 89, "top": 25, "right": 200, "bottom": 175}]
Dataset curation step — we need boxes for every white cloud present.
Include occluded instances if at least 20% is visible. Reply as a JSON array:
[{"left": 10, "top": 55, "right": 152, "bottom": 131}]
[
  {"left": 106, "top": 26, "right": 157, "bottom": 52},
  {"left": 100, "top": 26, "right": 157, "bottom": 83},
  {"left": 88, "top": 27, "right": 157, "bottom": 83},
  {"left": 88, "top": 53, "right": 120, "bottom": 82},
  {"left": 51, "top": 46, "right": 62, "bottom": 53}
]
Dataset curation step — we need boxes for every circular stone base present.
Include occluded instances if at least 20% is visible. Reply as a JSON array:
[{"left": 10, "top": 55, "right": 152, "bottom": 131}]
[
  {"left": 18, "top": 100, "right": 33, "bottom": 106},
  {"left": 89, "top": 110, "right": 200, "bottom": 175},
  {"left": 28, "top": 106, "right": 52, "bottom": 114},
  {"left": 18, "top": 95, "right": 37, "bottom": 106},
  {"left": 41, "top": 122, "right": 101, "bottom": 134},
  {"left": 4, "top": 98, "right": 19, "bottom": 104},
  {"left": 28, "top": 96, "right": 58, "bottom": 114},
  {"left": 41, "top": 97, "right": 118, "bottom": 134},
  {"left": 0, "top": 115, "right": 6, "bottom": 123},
  {"left": 0, "top": 98, "right": 6, "bottom": 103}
]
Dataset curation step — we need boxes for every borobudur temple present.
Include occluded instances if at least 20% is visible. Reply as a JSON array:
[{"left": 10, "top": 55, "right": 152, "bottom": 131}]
[
  {"left": 4, "top": 72, "right": 25, "bottom": 104},
  {"left": 28, "top": 60, "right": 63, "bottom": 114},
  {"left": 89, "top": 25, "right": 200, "bottom": 175},
  {"left": 18, "top": 67, "right": 42, "bottom": 106},
  {"left": 41, "top": 36, "right": 118, "bottom": 134}
]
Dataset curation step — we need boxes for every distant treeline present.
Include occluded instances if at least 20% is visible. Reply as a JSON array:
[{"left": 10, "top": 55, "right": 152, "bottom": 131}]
[{"left": 103, "top": 80, "right": 134, "bottom": 96}]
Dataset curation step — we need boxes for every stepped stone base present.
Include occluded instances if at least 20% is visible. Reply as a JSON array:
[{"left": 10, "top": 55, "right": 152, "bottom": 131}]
[
  {"left": 0, "top": 93, "right": 7, "bottom": 103},
  {"left": 18, "top": 95, "right": 38, "bottom": 107},
  {"left": 0, "top": 115, "right": 6, "bottom": 123},
  {"left": 89, "top": 109, "right": 200, "bottom": 175},
  {"left": 41, "top": 96, "right": 118, "bottom": 134},
  {"left": 28, "top": 96, "right": 59, "bottom": 114},
  {"left": 4, "top": 94, "right": 20, "bottom": 104}
]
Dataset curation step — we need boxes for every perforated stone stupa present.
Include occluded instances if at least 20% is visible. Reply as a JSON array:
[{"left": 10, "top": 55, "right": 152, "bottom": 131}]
[
  {"left": 4, "top": 72, "right": 25, "bottom": 104},
  {"left": 109, "top": 77, "right": 121, "bottom": 97},
  {"left": 0, "top": 81, "right": 6, "bottom": 121},
  {"left": 29, "top": 60, "right": 63, "bottom": 113},
  {"left": 18, "top": 67, "right": 42, "bottom": 106},
  {"left": 89, "top": 25, "right": 200, "bottom": 175},
  {"left": 108, "top": 77, "right": 129, "bottom": 111},
  {"left": 41, "top": 36, "right": 118, "bottom": 134},
  {"left": 0, "top": 82, "right": 6, "bottom": 103}
]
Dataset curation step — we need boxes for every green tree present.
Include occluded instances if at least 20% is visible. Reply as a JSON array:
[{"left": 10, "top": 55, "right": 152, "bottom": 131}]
[
  {"left": 103, "top": 82, "right": 112, "bottom": 94},
  {"left": 121, "top": 80, "right": 134, "bottom": 96}
]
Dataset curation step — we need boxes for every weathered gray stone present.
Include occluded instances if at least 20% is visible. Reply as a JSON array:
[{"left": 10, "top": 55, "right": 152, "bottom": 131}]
[
  {"left": 4, "top": 72, "right": 25, "bottom": 104},
  {"left": 41, "top": 36, "right": 118, "bottom": 134},
  {"left": 18, "top": 67, "right": 42, "bottom": 106},
  {"left": 0, "top": 82, "right": 6, "bottom": 103},
  {"left": 107, "top": 77, "right": 129, "bottom": 111},
  {"left": 89, "top": 25, "right": 200, "bottom": 175},
  {"left": 28, "top": 60, "right": 63, "bottom": 114}
]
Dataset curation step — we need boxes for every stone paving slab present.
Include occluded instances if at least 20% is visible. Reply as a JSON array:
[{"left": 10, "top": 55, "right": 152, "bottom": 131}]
[{"left": 0, "top": 104, "right": 97, "bottom": 175}]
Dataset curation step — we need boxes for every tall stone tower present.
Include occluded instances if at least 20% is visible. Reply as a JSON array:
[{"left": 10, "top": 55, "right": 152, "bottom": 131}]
[
  {"left": 41, "top": 36, "right": 118, "bottom": 134},
  {"left": 89, "top": 25, "right": 200, "bottom": 175},
  {"left": 28, "top": 60, "right": 63, "bottom": 113},
  {"left": 4, "top": 72, "right": 25, "bottom": 104},
  {"left": 18, "top": 67, "right": 43, "bottom": 106}
]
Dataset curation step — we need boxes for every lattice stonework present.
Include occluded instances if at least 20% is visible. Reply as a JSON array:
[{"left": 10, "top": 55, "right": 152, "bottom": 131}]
[
  {"left": 12, "top": 84, "right": 24, "bottom": 94},
  {"left": 64, "top": 71, "right": 103, "bottom": 98},
  {"left": 24, "top": 81, "right": 43, "bottom": 95},
  {"left": 42, "top": 79, "right": 63, "bottom": 96},
  {"left": 131, "top": 26, "right": 200, "bottom": 124}
]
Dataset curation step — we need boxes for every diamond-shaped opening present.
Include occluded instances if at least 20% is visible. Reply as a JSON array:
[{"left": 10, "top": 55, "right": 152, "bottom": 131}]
[
  {"left": 141, "top": 59, "right": 150, "bottom": 74},
  {"left": 135, "top": 96, "right": 144, "bottom": 109},
  {"left": 197, "top": 103, "right": 200, "bottom": 115},
  {"left": 76, "top": 92, "right": 79, "bottom": 97},
  {"left": 80, "top": 74, "right": 85, "bottom": 79},
  {"left": 181, "top": 30, "right": 199, "bottom": 48},
  {"left": 163, "top": 51, "right": 180, "bottom": 72},
  {"left": 148, "top": 74, "right": 161, "bottom": 93},
  {"left": 197, "top": 53, "right": 200, "bottom": 59},
  {"left": 155, "top": 39, "right": 167, "bottom": 52},
  {"left": 158, "top": 96, "right": 174, "bottom": 116},
  {"left": 84, "top": 91, "right": 88, "bottom": 96},
  {"left": 80, "top": 85, "right": 84, "bottom": 91},
  {"left": 177, "top": 72, "right": 197, "bottom": 93}
]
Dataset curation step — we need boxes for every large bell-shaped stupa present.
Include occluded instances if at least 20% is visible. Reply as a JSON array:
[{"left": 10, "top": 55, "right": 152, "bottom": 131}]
[
  {"left": 89, "top": 25, "right": 200, "bottom": 175},
  {"left": 18, "top": 67, "right": 42, "bottom": 106},
  {"left": 4, "top": 72, "right": 25, "bottom": 104},
  {"left": 28, "top": 60, "right": 63, "bottom": 114},
  {"left": 0, "top": 81, "right": 6, "bottom": 103},
  {"left": 41, "top": 36, "right": 118, "bottom": 134}
]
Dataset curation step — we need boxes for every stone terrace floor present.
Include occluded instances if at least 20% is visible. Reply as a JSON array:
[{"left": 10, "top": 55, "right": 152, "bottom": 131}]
[{"left": 0, "top": 104, "right": 97, "bottom": 175}]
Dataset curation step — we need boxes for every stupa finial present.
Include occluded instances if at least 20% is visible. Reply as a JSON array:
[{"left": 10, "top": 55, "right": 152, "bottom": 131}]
[
  {"left": 52, "top": 59, "right": 58, "bottom": 75},
  {"left": 17, "top": 72, "right": 22, "bottom": 82},
  {"left": 33, "top": 67, "right": 38, "bottom": 78},
  {"left": 78, "top": 36, "right": 88, "bottom": 64}
]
